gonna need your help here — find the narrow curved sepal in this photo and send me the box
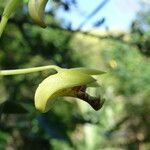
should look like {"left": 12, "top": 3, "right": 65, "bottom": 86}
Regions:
{"left": 28, "top": 0, "right": 48, "bottom": 28}
{"left": 35, "top": 70, "right": 96, "bottom": 112}
{"left": 66, "top": 68, "right": 106, "bottom": 75}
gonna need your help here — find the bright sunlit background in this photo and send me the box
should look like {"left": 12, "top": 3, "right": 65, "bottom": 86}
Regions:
{"left": 56, "top": 0, "right": 141, "bottom": 31}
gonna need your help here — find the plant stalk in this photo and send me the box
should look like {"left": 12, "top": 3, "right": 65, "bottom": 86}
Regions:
{"left": 0, "top": 65, "right": 61, "bottom": 76}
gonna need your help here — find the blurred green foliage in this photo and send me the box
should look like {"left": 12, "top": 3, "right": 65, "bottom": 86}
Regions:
{"left": 0, "top": 0, "right": 150, "bottom": 149}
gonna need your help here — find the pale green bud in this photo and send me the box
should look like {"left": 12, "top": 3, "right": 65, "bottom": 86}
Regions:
{"left": 28, "top": 0, "right": 48, "bottom": 28}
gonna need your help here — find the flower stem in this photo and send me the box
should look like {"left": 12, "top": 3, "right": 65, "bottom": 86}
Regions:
{"left": 0, "top": 65, "right": 61, "bottom": 76}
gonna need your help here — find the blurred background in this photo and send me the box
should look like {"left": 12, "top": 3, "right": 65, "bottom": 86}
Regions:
{"left": 0, "top": 0, "right": 150, "bottom": 149}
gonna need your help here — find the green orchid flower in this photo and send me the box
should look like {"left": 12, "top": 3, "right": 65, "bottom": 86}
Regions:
{"left": 35, "top": 68, "right": 105, "bottom": 112}
{"left": 0, "top": 66, "right": 105, "bottom": 113}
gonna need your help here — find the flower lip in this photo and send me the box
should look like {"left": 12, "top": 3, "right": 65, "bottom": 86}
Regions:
{"left": 71, "top": 85, "right": 105, "bottom": 111}
{"left": 75, "top": 87, "right": 105, "bottom": 111}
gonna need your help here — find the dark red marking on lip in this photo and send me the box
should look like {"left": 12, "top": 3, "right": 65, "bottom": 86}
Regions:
{"left": 72, "top": 86, "right": 105, "bottom": 111}
{"left": 72, "top": 86, "right": 86, "bottom": 93}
